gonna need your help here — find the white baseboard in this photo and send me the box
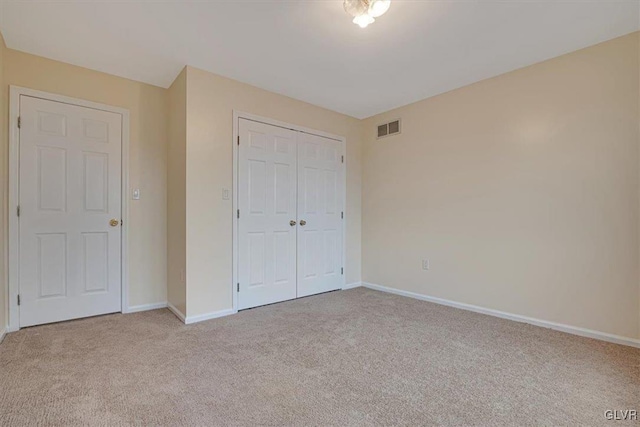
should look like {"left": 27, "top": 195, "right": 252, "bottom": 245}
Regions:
{"left": 342, "top": 282, "right": 362, "bottom": 290}
{"left": 361, "top": 282, "right": 640, "bottom": 349}
{"left": 185, "top": 309, "right": 236, "bottom": 325}
{"left": 126, "top": 302, "right": 167, "bottom": 313}
{"left": 167, "top": 302, "right": 235, "bottom": 325}
{"left": 0, "top": 302, "right": 234, "bottom": 333}
{"left": 167, "top": 302, "right": 187, "bottom": 323}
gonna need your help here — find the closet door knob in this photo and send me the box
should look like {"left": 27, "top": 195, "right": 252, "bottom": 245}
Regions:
{"left": 289, "top": 220, "right": 296, "bottom": 226}
{"left": 299, "top": 220, "right": 307, "bottom": 226}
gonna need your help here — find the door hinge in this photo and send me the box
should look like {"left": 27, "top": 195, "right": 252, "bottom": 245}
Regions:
{"left": 17, "top": 294, "right": 20, "bottom": 306}
{"left": 17, "top": 116, "right": 21, "bottom": 129}
{"left": 341, "top": 267, "right": 344, "bottom": 275}
{"left": 341, "top": 155, "right": 344, "bottom": 164}
{"left": 237, "top": 136, "right": 240, "bottom": 145}
{"left": 237, "top": 283, "right": 240, "bottom": 292}
{"left": 17, "top": 205, "right": 20, "bottom": 217}
{"left": 237, "top": 209, "right": 240, "bottom": 219}
{"left": 341, "top": 211, "right": 343, "bottom": 219}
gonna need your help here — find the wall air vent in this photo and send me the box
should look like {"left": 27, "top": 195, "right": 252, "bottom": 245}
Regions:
{"left": 377, "top": 119, "right": 401, "bottom": 139}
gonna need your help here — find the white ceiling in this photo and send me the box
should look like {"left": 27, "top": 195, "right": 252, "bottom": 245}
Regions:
{"left": 1, "top": 1, "right": 638, "bottom": 119}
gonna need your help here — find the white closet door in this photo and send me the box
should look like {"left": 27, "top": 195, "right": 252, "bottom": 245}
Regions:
{"left": 18, "top": 95, "right": 122, "bottom": 327}
{"left": 296, "top": 132, "right": 344, "bottom": 298}
{"left": 238, "top": 119, "right": 298, "bottom": 309}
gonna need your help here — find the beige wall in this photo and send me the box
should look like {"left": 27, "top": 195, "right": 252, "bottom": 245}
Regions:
{"left": 183, "top": 66, "right": 362, "bottom": 317}
{"left": 167, "top": 68, "right": 187, "bottom": 315}
{"left": 0, "top": 32, "right": 6, "bottom": 332}
{"left": 362, "top": 33, "right": 640, "bottom": 339}
{"left": 2, "top": 49, "right": 169, "bottom": 314}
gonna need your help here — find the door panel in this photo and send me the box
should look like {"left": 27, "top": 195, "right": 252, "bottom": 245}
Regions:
{"left": 238, "top": 119, "right": 297, "bottom": 309}
{"left": 296, "top": 132, "right": 344, "bottom": 298}
{"left": 19, "top": 95, "right": 122, "bottom": 327}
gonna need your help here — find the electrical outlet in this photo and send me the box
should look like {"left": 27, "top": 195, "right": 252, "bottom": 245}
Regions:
{"left": 422, "top": 259, "right": 430, "bottom": 270}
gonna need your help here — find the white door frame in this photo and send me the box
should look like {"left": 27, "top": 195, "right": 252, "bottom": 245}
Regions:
{"left": 232, "top": 111, "right": 347, "bottom": 312}
{"left": 7, "top": 86, "right": 131, "bottom": 332}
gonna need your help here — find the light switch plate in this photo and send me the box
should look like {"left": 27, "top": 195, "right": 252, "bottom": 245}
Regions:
{"left": 222, "top": 188, "right": 230, "bottom": 200}
{"left": 132, "top": 188, "right": 140, "bottom": 200}
{"left": 422, "top": 259, "right": 430, "bottom": 270}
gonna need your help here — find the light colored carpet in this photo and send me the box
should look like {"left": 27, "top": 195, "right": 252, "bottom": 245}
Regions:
{"left": 1, "top": 287, "right": 638, "bottom": 426}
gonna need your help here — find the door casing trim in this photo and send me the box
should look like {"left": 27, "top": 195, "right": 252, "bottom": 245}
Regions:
{"left": 232, "top": 111, "right": 347, "bottom": 312}
{"left": 7, "top": 86, "right": 131, "bottom": 332}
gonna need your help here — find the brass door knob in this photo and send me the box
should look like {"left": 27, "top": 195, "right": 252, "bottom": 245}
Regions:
{"left": 289, "top": 220, "right": 296, "bottom": 226}
{"left": 110, "top": 219, "right": 120, "bottom": 227}
{"left": 299, "top": 220, "right": 307, "bottom": 226}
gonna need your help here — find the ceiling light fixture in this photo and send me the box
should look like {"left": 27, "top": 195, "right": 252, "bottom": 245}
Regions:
{"left": 344, "top": 0, "right": 391, "bottom": 28}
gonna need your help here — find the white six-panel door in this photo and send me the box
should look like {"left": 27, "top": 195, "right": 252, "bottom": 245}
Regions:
{"left": 296, "top": 132, "right": 344, "bottom": 298}
{"left": 238, "top": 118, "right": 344, "bottom": 310}
{"left": 18, "top": 95, "right": 122, "bottom": 327}
{"left": 238, "top": 119, "right": 298, "bottom": 309}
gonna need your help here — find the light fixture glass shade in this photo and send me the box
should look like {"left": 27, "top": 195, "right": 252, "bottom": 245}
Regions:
{"left": 343, "top": 0, "right": 368, "bottom": 17}
{"left": 368, "top": 0, "right": 391, "bottom": 18}
{"left": 353, "top": 14, "right": 375, "bottom": 28}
